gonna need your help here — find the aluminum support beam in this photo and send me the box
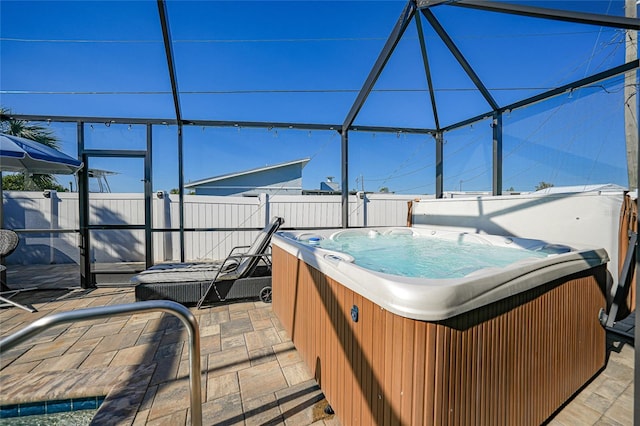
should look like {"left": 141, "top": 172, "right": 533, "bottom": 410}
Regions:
{"left": 444, "top": 60, "right": 640, "bottom": 133}
{"left": 77, "top": 123, "right": 94, "bottom": 289}
{"left": 0, "top": 114, "right": 437, "bottom": 136}
{"left": 421, "top": 8, "right": 499, "bottom": 111}
{"left": 0, "top": 114, "right": 179, "bottom": 126}
{"left": 342, "top": 0, "right": 416, "bottom": 131}
{"left": 415, "top": 12, "right": 440, "bottom": 131}
{"left": 435, "top": 131, "right": 444, "bottom": 198}
{"left": 81, "top": 149, "right": 147, "bottom": 158}
{"left": 444, "top": 0, "right": 640, "bottom": 31}
{"left": 416, "top": 0, "right": 450, "bottom": 7}
{"left": 144, "top": 124, "right": 153, "bottom": 269}
{"left": 158, "top": 0, "right": 187, "bottom": 261}
{"left": 88, "top": 225, "right": 146, "bottom": 231}
{"left": 506, "top": 60, "right": 640, "bottom": 114}
{"left": 492, "top": 112, "right": 503, "bottom": 196}
{"left": 341, "top": 130, "right": 349, "bottom": 228}
{"left": 347, "top": 125, "right": 435, "bottom": 135}
{"left": 178, "top": 125, "right": 185, "bottom": 262}
{"left": 157, "top": 0, "right": 183, "bottom": 124}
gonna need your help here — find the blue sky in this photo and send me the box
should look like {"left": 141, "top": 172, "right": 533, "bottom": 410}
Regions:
{"left": 0, "top": 1, "right": 635, "bottom": 193}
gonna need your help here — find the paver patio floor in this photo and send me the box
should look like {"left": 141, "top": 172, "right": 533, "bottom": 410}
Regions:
{"left": 0, "top": 265, "right": 634, "bottom": 425}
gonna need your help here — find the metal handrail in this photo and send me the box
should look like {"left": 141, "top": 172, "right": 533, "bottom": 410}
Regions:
{"left": 0, "top": 300, "right": 202, "bottom": 426}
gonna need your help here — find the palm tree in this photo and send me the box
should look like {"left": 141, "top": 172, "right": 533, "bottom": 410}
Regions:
{"left": 535, "top": 181, "right": 554, "bottom": 191}
{"left": 1, "top": 107, "right": 66, "bottom": 191}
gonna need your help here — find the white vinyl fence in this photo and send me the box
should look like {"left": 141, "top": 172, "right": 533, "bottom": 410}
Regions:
{"left": 2, "top": 191, "right": 418, "bottom": 265}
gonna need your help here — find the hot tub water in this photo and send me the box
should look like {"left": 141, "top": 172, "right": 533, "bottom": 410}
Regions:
{"left": 313, "top": 232, "right": 553, "bottom": 279}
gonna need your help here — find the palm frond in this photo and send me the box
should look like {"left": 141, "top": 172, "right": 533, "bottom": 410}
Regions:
{"left": 1, "top": 107, "right": 59, "bottom": 149}
{"left": 1, "top": 106, "right": 65, "bottom": 191}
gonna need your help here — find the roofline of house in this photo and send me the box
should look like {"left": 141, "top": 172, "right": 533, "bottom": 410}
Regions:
{"left": 185, "top": 157, "right": 311, "bottom": 188}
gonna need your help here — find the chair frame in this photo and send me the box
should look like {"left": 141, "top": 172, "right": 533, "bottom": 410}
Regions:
{"left": 196, "top": 217, "right": 284, "bottom": 308}
{"left": 196, "top": 245, "right": 273, "bottom": 308}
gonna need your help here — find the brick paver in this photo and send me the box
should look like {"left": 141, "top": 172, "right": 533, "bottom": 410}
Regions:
{"left": 0, "top": 274, "right": 635, "bottom": 425}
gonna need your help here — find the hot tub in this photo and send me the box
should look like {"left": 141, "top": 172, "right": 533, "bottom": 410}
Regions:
{"left": 271, "top": 227, "right": 609, "bottom": 425}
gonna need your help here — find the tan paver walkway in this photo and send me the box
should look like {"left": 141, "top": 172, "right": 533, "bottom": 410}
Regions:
{"left": 0, "top": 265, "right": 635, "bottom": 425}
{"left": 1, "top": 287, "right": 337, "bottom": 425}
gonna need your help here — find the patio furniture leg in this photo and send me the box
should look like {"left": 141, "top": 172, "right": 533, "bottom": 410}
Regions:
{"left": 0, "top": 293, "right": 37, "bottom": 313}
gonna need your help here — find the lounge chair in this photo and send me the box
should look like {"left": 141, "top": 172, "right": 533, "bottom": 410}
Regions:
{"left": 132, "top": 217, "right": 284, "bottom": 307}
{"left": 0, "top": 229, "right": 37, "bottom": 313}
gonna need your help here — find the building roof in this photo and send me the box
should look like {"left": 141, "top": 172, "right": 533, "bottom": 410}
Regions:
{"left": 185, "top": 158, "right": 310, "bottom": 188}
{"left": 320, "top": 179, "right": 340, "bottom": 192}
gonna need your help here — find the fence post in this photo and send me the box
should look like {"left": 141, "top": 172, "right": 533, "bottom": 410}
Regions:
{"left": 356, "top": 191, "right": 367, "bottom": 227}
{"left": 48, "top": 190, "right": 58, "bottom": 264}
{"left": 259, "top": 193, "right": 270, "bottom": 227}
{"left": 155, "top": 191, "right": 172, "bottom": 262}
{"left": 362, "top": 192, "right": 368, "bottom": 227}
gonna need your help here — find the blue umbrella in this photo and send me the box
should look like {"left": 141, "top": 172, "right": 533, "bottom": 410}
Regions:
{"left": 0, "top": 133, "right": 83, "bottom": 174}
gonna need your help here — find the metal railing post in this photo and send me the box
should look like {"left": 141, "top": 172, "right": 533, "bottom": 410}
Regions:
{"left": 0, "top": 300, "right": 202, "bottom": 426}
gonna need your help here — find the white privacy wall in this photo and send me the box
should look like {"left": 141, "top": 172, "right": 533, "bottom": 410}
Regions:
{"left": 3, "top": 191, "right": 418, "bottom": 264}
{"left": 4, "top": 189, "right": 626, "bottom": 285}
{"left": 411, "top": 192, "right": 626, "bottom": 285}
{"left": 3, "top": 191, "right": 80, "bottom": 265}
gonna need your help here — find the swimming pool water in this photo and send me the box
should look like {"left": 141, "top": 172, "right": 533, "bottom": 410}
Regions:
{"left": 0, "top": 409, "right": 97, "bottom": 426}
{"left": 317, "top": 233, "right": 550, "bottom": 279}
{"left": 0, "top": 396, "right": 103, "bottom": 426}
